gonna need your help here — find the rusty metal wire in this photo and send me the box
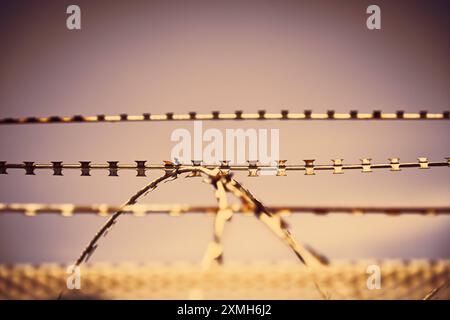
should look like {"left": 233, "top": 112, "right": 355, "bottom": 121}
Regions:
{"left": 52, "top": 166, "right": 328, "bottom": 298}
{"left": 0, "top": 110, "right": 449, "bottom": 125}
{"left": 423, "top": 280, "right": 450, "bottom": 300}
{"left": 1, "top": 203, "right": 448, "bottom": 217}
{"left": 1, "top": 158, "right": 448, "bottom": 177}
{"left": 1, "top": 261, "right": 448, "bottom": 300}
{"left": 201, "top": 179, "right": 232, "bottom": 269}
{"left": 1, "top": 109, "right": 448, "bottom": 300}
{"left": 68, "top": 167, "right": 324, "bottom": 272}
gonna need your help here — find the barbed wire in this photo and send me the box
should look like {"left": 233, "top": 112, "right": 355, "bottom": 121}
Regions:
{"left": 1, "top": 158, "right": 448, "bottom": 177}
{"left": 71, "top": 166, "right": 323, "bottom": 267}
{"left": 1, "top": 108, "right": 449, "bottom": 300}
{"left": 1, "top": 203, "right": 449, "bottom": 216}
{"left": 0, "top": 110, "right": 449, "bottom": 125}
{"left": 57, "top": 166, "right": 328, "bottom": 298}
{"left": 423, "top": 280, "right": 450, "bottom": 300}
{"left": 201, "top": 179, "right": 232, "bottom": 269}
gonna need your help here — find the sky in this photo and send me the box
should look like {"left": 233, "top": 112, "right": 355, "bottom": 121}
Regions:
{"left": 0, "top": 0, "right": 449, "bottom": 264}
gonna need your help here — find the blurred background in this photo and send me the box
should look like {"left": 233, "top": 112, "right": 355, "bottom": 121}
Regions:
{"left": 0, "top": 0, "right": 448, "bottom": 265}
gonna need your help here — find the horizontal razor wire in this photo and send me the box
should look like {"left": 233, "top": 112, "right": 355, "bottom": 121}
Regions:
{"left": 1, "top": 158, "right": 449, "bottom": 177}
{"left": 1, "top": 203, "right": 449, "bottom": 216}
{"left": 0, "top": 110, "right": 449, "bottom": 125}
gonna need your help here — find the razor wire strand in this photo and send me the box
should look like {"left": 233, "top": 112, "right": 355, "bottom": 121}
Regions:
{"left": 1, "top": 203, "right": 449, "bottom": 217}
{"left": 0, "top": 110, "right": 449, "bottom": 125}
{"left": 70, "top": 167, "right": 323, "bottom": 271}
{"left": 201, "top": 179, "right": 233, "bottom": 269}
{"left": 0, "top": 158, "right": 448, "bottom": 177}
{"left": 55, "top": 166, "right": 327, "bottom": 299}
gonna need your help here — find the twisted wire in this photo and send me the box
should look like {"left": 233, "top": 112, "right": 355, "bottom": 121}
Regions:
{"left": 67, "top": 167, "right": 324, "bottom": 285}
